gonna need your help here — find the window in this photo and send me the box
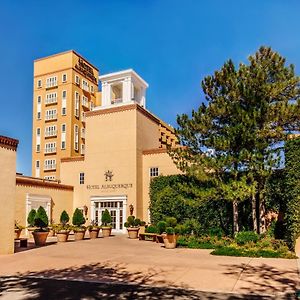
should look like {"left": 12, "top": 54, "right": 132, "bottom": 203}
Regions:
{"left": 36, "top": 128, "right": 41, "bottom": 135}
{"left": 61, "top": 141, "right": 66, "bottom": 150}
{"left": 45, "top": 176, "right": 56, "bottom": 180}
{"left": 36, "top": 144, "right": 40, "bottom": 152}
{"left": 62, "top": 124, "right": 66, "bottom": 132}
{"left": 46, "top": 76, "right": 57, "bottom": 88}
{"left": 37, "top": 112, "right": 41, "bottom": 119}
{"left": 62, "top": 90, "right": 67, "bottom": 98}
{"left": 37, "top": 79, "right": 42, "bottom": 88}
{"left": 62, "top": 73, "right": 67, "bottom": 82}
{"left": 81, "top": 143, "right": 85, "bottom": 155}
{"left": 45, "top": 92, "right": 57, "bottom": 105}
{"left": 82, "top": 79, "right": 89, "bottom": 92}
{"left": 45, "top": 125, "right": 57, "bottom": 137}
{"left": 90, "top": 85, "right": 94, "bottom": 93}
{"left": 75, "top": 75, "right": 80, "bottom": 85}
{"left": 150, "top": 167, "right": 159, "bottom": 177}
{"left": 82, "top": 95, "right": 88, "bottom": 107}
{"left": 79, "top": 172, "right": 84, "bottom": 184}
{"left": 74, "top": 125, "right": 79, "bottom": 151}
{"left": 74, "top": 92, "right": 80, "bottom": 117}
{"left": 44, "top": 159, "right": 56, "bottom": 170}
{"left": 37, "top": 96, "right": 41, "bottom": 104}
{"left": 45, "top": 142, "right": 56, "bottom": 153}
{"left": 45, "top": 109, "right": 57, "bottom": 120}
{"left": 36, "top": 160, "right": 40, "bottom": 168}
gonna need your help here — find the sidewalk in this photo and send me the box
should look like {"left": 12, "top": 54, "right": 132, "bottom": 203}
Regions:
{"left": 0, "top": 235, "right": 298, "bottom": 298}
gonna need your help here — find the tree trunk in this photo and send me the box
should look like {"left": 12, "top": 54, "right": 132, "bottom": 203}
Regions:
{"left": 259, "top": 197, "right": 266, "bottom": 234}
{"left": 252, "top": 193, "right": 258, "bottom": 233}
{"left": 233, "top": 200, "right": 239, "bottom": 235}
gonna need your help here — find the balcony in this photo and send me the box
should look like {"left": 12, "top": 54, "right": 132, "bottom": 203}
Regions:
{"left": 45, "top": 97, "right": 57, "bottom": 105}
{"left": 45, "top": 131, "right": 57, "bottom": 138}
{"left": 46, "top": 82, "right": 58, "bottom": 89}
{"left": 45, "top": 147, "right": 56, "bottom": 154}
{"left": 81, "top": 113, "right": 86, "bottom": 123}
{"left": 45, "top": 114, "right": 57, "bottom": 121}
{"left": 82, "top": 99, "right": 89, "bottom": 110}
{"left": 44, "top": 164, "right": 56, "bottom": 171}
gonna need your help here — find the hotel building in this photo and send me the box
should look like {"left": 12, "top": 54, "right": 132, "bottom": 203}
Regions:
{"left": 0, "top": 51, "right": 181, "bottom": 253}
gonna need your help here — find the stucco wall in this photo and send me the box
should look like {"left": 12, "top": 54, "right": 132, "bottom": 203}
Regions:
{"left": 0, "top": 144, "right": 17, "bottom": 254}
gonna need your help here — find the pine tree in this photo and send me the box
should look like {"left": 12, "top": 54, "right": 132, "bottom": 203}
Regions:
{"left": 34, "top": 206, "right": 49, "bottom": 230}
{"left": 27, "top": 209, "right": 36, "bottom": 227}
{"left": 72, "top": 208, "right": 85, "bottom": 227}
{"left": 60, "top": 210, "right": 70, "bottom": 225}
{"left": 171, "top": 46, "right": 300, "bottom": 234}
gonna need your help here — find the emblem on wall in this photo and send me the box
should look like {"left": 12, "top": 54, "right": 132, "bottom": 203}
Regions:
{"left": 104, "top": 170, "right": 114, "bottom": 181}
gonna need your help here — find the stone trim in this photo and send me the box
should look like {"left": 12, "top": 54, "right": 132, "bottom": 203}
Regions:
{"left": 16, "top": 176, "right": 73, "bottom": 191}
{"left": 61, "top": 156, "right": 85, "bottom": 163}
{"left": 0, "top": 136, "right": 19, "bottom": 151}
{"left": 86, "top": 104, "right": 160, "bottom": 125}
{"left": 142, "top": 148, "right": 169, "bottom": 155}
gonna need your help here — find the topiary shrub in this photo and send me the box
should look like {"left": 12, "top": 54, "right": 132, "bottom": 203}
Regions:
{"left": 27, "top": 209, "right": 36, "bottom": 227}
{"left": 235, "top": 231, "right": 259, "bottom": 245}
{"left": 165, "top": 217, "right": 177, "bottom": 228}
{"left": 146, "top": 225, "right": 158, "bottom": 233}
{"left": 157, "top": 221, "right": 167, "bottom": 234}
{"left": 72, "top": 208, "right": 85, "bottom": 227}
{"left": 60, "top": 210, "right": 70, "bottom": 225}
{"left": 166, "top": 227, "right": 175, "bottom": 235}
{"left": 134, "top": 218, "right": 141, "bottom": 227}
{"left": 34, "top": 206, "right": 49, "bottom": 230}
{"left": 101, "top": 209, "right": 112, "bottom": 226}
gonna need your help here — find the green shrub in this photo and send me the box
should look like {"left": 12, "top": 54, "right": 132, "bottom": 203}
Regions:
{"left": 145, "top": 225, "right": 158, "bottom": 233}
{"left": 165, "top": 217, "right": 177, "bottom": 228}
{"left": 27, "top": 209, "right": 36, "bottom": 227}
{"left": 125, "top": 216, "right": 135, "bottom": 227}
{"left": 140, "top": 221, "right": 146, "bottom": 226}
{"left": 209, "top": 228, "right": 223, "bottom": 238}
{"left": 34, "top": 206, "right": 49, "bottom": 230}
{"left": 166, "top": 227, "right": 175, "bottom": 234}
{"left": 133, "top": 218, "right": 141, "bottom": 227}
{"left": 72, "top": 208, "right": 85, "bottom": 227}
{"left": 101, "top": 209, "right": 112, "bottom": 226}
{"left": 235, "top": 231, "right": 259, "bottom": 245}
{"left": 157, "top": 221, "right": 167, "bottom": 234}
{"left": 60, "top": 210, "right": 69, "bottom": 225}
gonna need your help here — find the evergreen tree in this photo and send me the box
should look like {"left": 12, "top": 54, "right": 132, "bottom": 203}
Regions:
{"left": 60, "top": 210, "right": 70, "bottom": 225}
{"left": 171, "top": 46, "right": 300, "bottom": 233}
{"left": 27, "top": 209, "right": 36, "bottom": 227}
{"left": 72, "top": 208, "right": 85, "bottom": 227}
{"left": 34, "top": 206, "right": 49, "bottom": 230}
{"left": 101, "top": 209, "right": 112, "bottom": 226}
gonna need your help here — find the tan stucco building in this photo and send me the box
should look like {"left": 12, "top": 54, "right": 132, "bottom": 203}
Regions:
{"left": 0, "top": 51, "right": 181, "bottom": 252}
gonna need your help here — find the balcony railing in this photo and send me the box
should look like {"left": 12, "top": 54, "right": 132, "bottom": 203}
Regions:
{"left": 46, "top": 82, "right": 58, "bottom": 88}
{"left": 45, "top": 114, "right": 57, "bottom": 121}
{"left": 45, "top": 131, "right": 57, "bottom": 137}
{"left": 44, "top": 164, "right": 56, "bottom": 170}
{"left": 45, "top": 147, "right": 56, "bottom": 154}
{"left": 82, "top": 99, "right": 89, "bottom": 108}
{"left": 45, "top": 98, "right": 57, "bottom": 105}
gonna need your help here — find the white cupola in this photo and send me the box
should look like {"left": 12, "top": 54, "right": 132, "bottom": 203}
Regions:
{"left": 99, "top": 69, "right": 148, "bottom": 109}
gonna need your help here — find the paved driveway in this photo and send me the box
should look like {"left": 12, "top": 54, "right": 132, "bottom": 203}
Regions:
{"left": 0, "top": 234, "right": 298, "bottom": 299}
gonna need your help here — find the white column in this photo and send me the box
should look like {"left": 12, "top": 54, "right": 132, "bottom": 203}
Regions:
{"left": 140, "top": 87, "right": 146, "bottom": 108}
{"left": 90, "top": 200, "right": 96, "bottom": 222}
{"left": 102, "top": 82, "right": 111, "bottom": 106}
{"left": 122, "top": 77, "right": 132, "bottom": 103}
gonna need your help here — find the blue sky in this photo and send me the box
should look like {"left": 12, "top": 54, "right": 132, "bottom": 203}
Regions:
{"left": 1, "top": 0, "right": 300, "bottom": 175}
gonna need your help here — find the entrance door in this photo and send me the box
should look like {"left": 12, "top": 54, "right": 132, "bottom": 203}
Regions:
{"left": 91, "top": 196, "right": 126, "bottom": 233}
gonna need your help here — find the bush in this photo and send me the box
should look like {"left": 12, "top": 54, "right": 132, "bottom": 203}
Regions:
{"left": 209, "top": 228, "right": 224, "bottom": 238}
{"left": 165, "top": 217, "right": 177, "bottom": 228}
{"left": 133, "top": 218, "right": 141, "bottom": 227}
{"left": 166, "top": 227, "right": 175, "bottom": 234}
{"left": 27, "top": 209, "right": 36, "bottom": 227}
{"left": 60, "top": 210, "right": 69, "bottom": 225}
{"left": 145, "top": 225, "right": 158, "bottom": 233}
{"left": 34, "top": 206, "right": 49, "bottom": 230}
{"left": 101, "top": 209, "right": 112, "bottom": 226}
{"left": 235, "top": 231, "right": 259, "bottom": 245}
{"left": 157, "top": 221, "right": 167, "bottom": 234}
{"left": 72, "top": 208, "right": 85, "bottom": 227}
{"left": 125, "top": 216, "right": 135, "bottom": 227}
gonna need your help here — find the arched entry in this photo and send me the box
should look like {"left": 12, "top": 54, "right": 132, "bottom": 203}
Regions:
{"left": 90, "top": 195, "right": 127, "bottom": 233}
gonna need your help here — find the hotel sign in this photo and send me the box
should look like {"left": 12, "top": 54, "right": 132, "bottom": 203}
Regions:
{"left": 75, "top": 58, "right": 97, "bottom": 84}
{"left": 86, "top": 183, "right": 133, "bottom": 190}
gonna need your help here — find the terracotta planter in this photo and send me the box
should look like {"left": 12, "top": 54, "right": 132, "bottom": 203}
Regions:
{"left": 14, "top": 229, "right": 22, "bottom": 239}
{"left": 32, "top": 231, "right": 49, "bottom": 246}
{"left": 89, "top": 228, "right": 100, "bottom": 239}
{"left": 163, "top": 234, "right": 178, "bottom": 249}
{"left": 127, "top": 227, "right": 140, "bottom": 239}
{"left": 101, "top": 227, "right": 112, "bottom": 237}
{"left": 74, "top": 230, "right": 86, "bottom": 241}
{"left": 139, "top": 226, "right": 145, "bottom": 236}
{"left": 56, "top": 231, "right": 69, "bottom": 242}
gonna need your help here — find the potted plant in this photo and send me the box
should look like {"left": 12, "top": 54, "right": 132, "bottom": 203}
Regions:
{"left": 162, "top": 217, "right": 179, "bottom": 249}
{"left": 14, "top": 220, "right": 24, "bottom": 239}
{"left": 88, "top": 220, "right": 100, "bottom": 239}
{"left": 139, "top": 221, "right": 146, "bottom": 235}
{"left": 56, "top": 210, "right": 71, "bottom": 242}
{"left": 101, "top": 209, "right": 112, "bottom": 237}
{"left": 32, "top": 206, "right": 49, "bottom": 246}
{"left": 27, "top": 208, "right": 36, "bottom": 236}
{"left": 124, "top": 216, "right": 141, "bottom": 239}
{"left": 48, "top": 219, "right": 56, "bottom": 237}
{"left": 72, "top": 208, "right": 86, "bottom": 241}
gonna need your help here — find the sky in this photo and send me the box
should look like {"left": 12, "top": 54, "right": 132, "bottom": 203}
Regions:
{"left": 1, "top": 0, "right": 300, "bottom": 175}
